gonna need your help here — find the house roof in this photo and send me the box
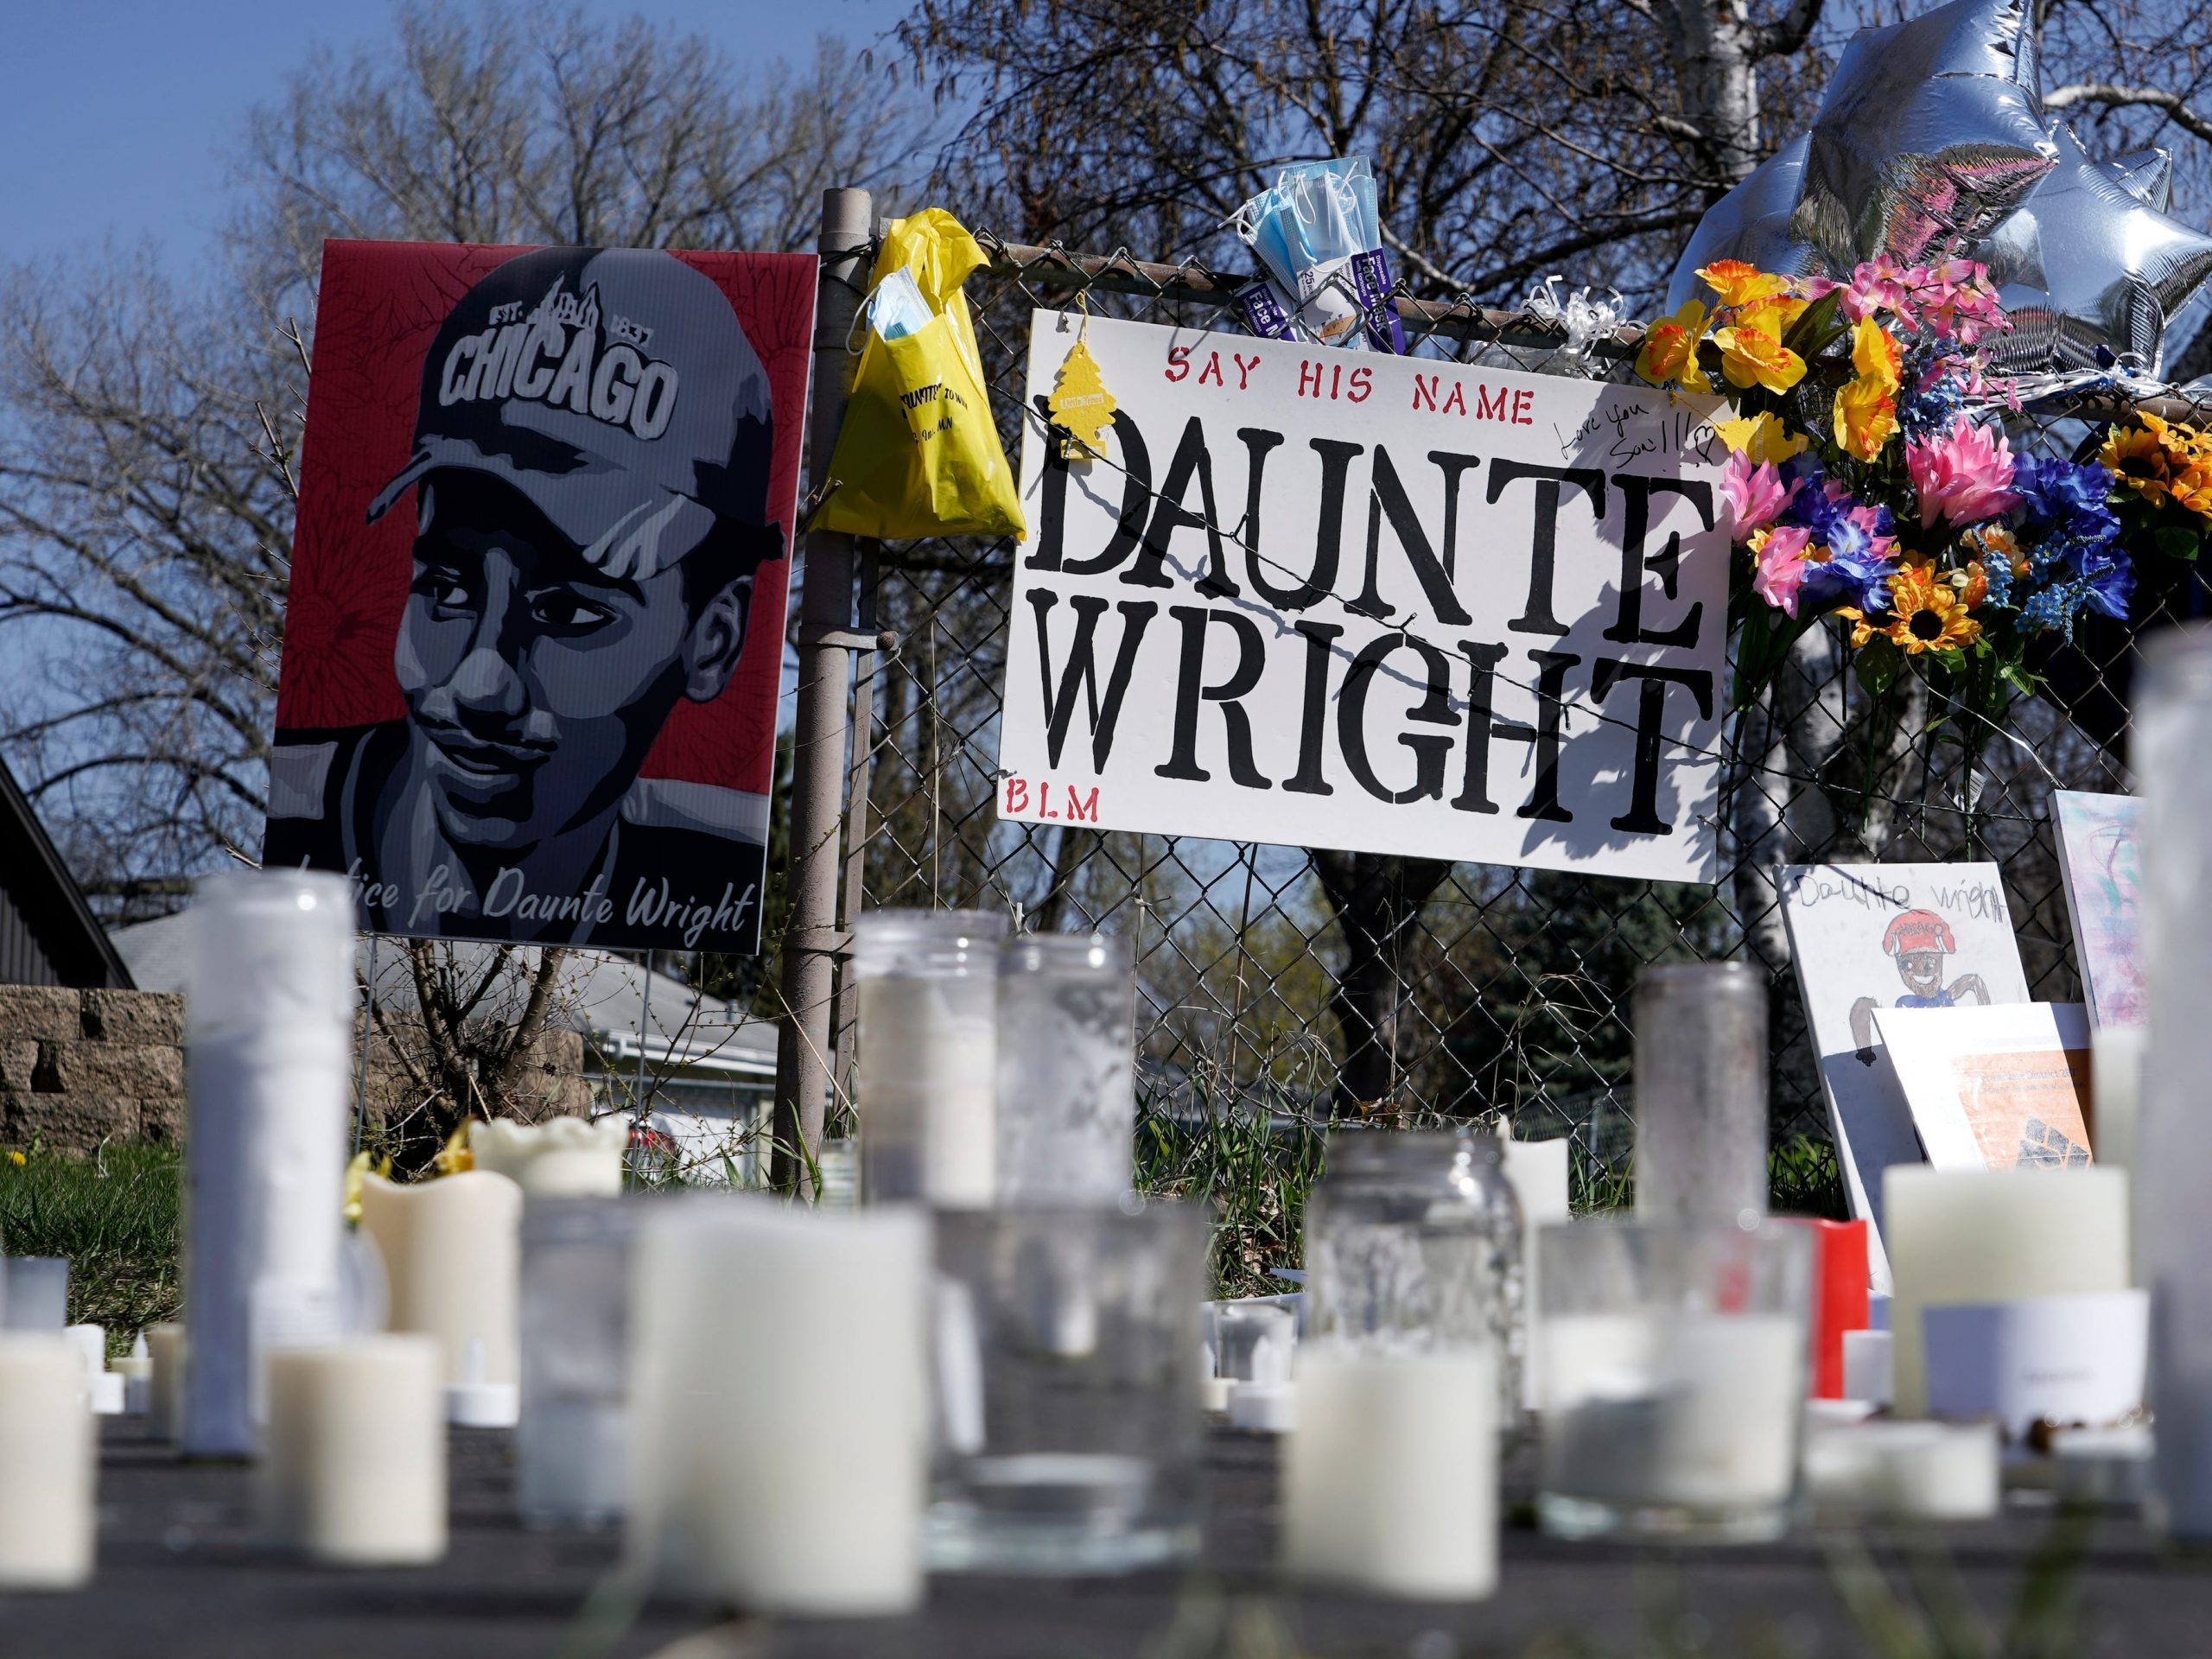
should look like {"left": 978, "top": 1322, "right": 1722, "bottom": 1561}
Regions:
{"left": 0, "top": 757, "right": 132, "bottom": 989}
{"left": 108, "top": 916, "right": 775, "bottom": 1076}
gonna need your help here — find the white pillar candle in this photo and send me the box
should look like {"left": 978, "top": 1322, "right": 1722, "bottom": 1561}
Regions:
{"left": 2138, "top": 629, "right": 2212, "bottom": 1538}
{"left": 358, "top": 1172, "right": 524, "bottom": 1426}
{"left": 855, "top": 910, "right": 1006, "bottom": 1207}
{"left": 628, "top": 1198, "right": 928, "bottom": 1615}
{"left": 1283, "top": 1344, "right": 1497, "bottom": 1600}
{"left": 1883, "top": 1166, "right": 2129, "bottom": 1416}
{"left": 471, "top": 1117, "right": 628, "bottom": 1198}
{"left": 146, "top": 1324, "right": 185, "bottom": 1440}
{"left": 2, "top": 1257, "right": 68, "bottom": 1330}
{"left": 262, "top": 1337, "right": 445, "bottom": 1565}
{"left": 115, "top": 1334, "right": 152, "bottom": 1416}
{"left": 1841, "top": 1329, "right": 1893, "bottom": 1407}
{"left": 181, "top": 869, "right": 354, "bottom": 1457}
{"left": 0, "top": 1335, "right": 96, "bottom": 1588}
{"left": 1502, "top": 1137, "right": 1570, "bottom": 1409}
{"left": 63, "top": 1325, "right": 123, "bottom": 1416}
{"left": 1541, "top": 1313, "right": 1802, "bottom": 1513}
{"left": 860, "top": 976, "right": 997, "bottom": 1204}
{"left": 1802, "top": 1419, "right": 1999, "bottom": 1520}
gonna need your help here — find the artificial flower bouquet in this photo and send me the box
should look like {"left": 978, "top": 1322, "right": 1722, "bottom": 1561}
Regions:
{"left": 1637, "top": 257, "right": 2210, "bottom": 721}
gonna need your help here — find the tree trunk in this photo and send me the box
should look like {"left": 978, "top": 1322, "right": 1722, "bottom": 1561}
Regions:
{"left": 1313, "top": 851, "right": 1452, "bottom": 1114}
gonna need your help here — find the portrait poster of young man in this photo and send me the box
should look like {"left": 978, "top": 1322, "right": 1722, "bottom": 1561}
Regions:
{"left": 263, "top": 241, "right": 813, "bottom": 953}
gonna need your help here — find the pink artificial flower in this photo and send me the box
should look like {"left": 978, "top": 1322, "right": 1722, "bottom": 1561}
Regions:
{"left": 1906, "top": 416, "right": 2020, "bottom": 528}
{"left": 1839, "top": 257, "right": 1915, "bottom": 325}
{"left": 1751, "top": 524, "right": 1813, "bottom": 617}
{"left": 1720, "top": 449, "right": 1799, "bottom": 536}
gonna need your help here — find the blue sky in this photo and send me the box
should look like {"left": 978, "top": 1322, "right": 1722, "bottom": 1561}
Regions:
{"left": 0, "top": 0, "right": 914, "bottom": 270}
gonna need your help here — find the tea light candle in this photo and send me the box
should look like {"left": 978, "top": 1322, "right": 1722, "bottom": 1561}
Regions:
{"left": 358, "top": 1171, "right": 524, "bottom": 1426}
{"left": 146, "top": 1324, "right": 185, "bottom": 1440}
{"left": 0, "top": 1334, "right": 96, "bottom": 1588}
{"left": 1503, "top": 1137, "right": 1570, "bottom": 1409}
{"left": 1802, "top": 1418, "right": 1999, "bottom": 1520}
{"left": 1883, "top": 1166, "right": 2129, "bottom": 1416}
{"left": 262, "top": 1337, "right": 445, "bottom": 1565}
{"left": 628, "top": 1199, "right": 929, "bottom": 1615}
{"left": 1283, "top": 1344, "right": 1497, "bottom": 1600}
{"left": 471, "top": 1117, "right": 628, "bottom": 1198}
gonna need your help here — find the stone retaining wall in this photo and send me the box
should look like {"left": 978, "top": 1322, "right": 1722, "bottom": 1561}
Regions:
{"left": 0, "top": 985, "right": 589, "bottom": 1151}
{"left": 0, "top": 985, "right": 186, "bottom": 1150}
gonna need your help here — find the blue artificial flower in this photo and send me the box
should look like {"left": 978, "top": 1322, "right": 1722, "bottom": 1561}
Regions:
{"left": 2012, "top": 457, "right": 2120, "bottom": 547}
{"left": 1897, "top": 341, "right": 1969, "bottom": 439}
{"left": 2072, "top": 545, "right": 2134, "bottom": 622}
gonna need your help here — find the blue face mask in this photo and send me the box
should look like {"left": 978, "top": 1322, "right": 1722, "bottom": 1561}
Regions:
{"left": 1235, "top": 156, "right": 1382, "bottom": 293}
{"left": 866, "top": 268, "right": 935, "bottom": 341}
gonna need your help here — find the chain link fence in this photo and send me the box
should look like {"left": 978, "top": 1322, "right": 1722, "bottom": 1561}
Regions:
{"left": 803, "top": 230, "right": 2209, "bottom": 1216}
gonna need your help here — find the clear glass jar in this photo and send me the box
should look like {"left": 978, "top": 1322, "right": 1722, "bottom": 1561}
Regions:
{"left": 995, "top": 931, "right": 1137, "bottom": 1204}
{"left": 1303, "top": 1128, "right": 1525, "bottom": 1427}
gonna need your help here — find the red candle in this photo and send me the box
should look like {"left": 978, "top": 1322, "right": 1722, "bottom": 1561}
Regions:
{"left": 1780, "top": 1218, "right": 1870, "bottom": 1398}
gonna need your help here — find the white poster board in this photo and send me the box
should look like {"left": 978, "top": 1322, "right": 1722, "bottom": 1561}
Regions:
{"left": 2052, "top": 791, "right": 2145, "bottom": 1029}
{"left": 1000, "top": 313, "right": 1732, "bottom": 883}
{"left": 1873, "top": 1002, "right": 2092, "bottom": 1172}
{"left": 1779, "top": 863, "right": 2031, "bottom": 1293}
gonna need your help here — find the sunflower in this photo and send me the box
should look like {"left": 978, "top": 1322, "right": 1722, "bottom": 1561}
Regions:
{"left": 1882, "top": 561, "right": 1982, "bottom": 653}
{"left": 2101, "top": 423, "right": 2177, "bottom": 505}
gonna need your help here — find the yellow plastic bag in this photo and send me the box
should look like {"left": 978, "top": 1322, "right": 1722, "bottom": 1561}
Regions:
{"left": 813, "top": 209, "right": 1027, "bottom": 539}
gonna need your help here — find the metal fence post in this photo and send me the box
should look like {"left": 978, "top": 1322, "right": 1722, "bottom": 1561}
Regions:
{"left": 772, "top": 186, "right": 873, "bottom": 1198}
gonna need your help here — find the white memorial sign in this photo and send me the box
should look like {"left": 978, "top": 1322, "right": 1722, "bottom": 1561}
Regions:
{"left": 1000, "top": 313, "right": 1732, "bottom": 883}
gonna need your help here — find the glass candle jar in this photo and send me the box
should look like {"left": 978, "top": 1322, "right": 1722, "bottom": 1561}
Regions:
{"left": 995, "top": 932, "right": 1138, "bottom": 1204}
{"left": 2139, "top": 626, "right": 2212, "bottom": 1538}
{"left": 518, "top": 1198, "right": 641, "bottom": 1529}
{"left": 854, "top": 909, "right": 1008, "bottom": 1206}
{"left": 926, "top": 1202, "right": 1206, "bottom": 1574}
{"left": 1302, "top": 1128, "right": 1525, "bottom": 1427}
{"left": 1632, "top": 962, "right": 1769, "bottom": 1226}
{"left": 1535, "top": 1217, "right": 1811, "bottom": 1542}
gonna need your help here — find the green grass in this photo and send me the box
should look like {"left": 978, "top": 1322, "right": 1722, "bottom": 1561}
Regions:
{"left": 0, "top": 1144, "right": 181, "bottom": 1354}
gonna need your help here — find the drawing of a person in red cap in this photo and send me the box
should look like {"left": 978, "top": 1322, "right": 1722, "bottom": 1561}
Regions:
{"left": 1847, "top": 908, "right": 1989, "bottom": 1065}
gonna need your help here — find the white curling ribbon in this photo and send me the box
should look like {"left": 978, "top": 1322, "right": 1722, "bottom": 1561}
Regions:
{"left": 1525, "top": 276, "right": 1625, "bottom": 362}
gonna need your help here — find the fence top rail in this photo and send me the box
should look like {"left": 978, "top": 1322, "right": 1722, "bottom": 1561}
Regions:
{"left": 974, "top": 233, "right": 1649, "bottom": 357}
{"left": 971, "top": 232, "right": 2212, "bottom": 426}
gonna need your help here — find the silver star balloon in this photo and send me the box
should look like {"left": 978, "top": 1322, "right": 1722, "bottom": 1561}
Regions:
{"left": 1976, "top": 124, "right": 2212, "bottom": 372}
{"left": 1790, "top": 0, "right": 2054, "bottom": 268}
{"left": 1662, "top": 0, "right": 2212, "bottom": 372}
{"left": 1662, "top": 135, "right": 1815, "bottom": 313}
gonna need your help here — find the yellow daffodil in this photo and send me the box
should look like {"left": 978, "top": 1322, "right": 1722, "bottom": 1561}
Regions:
{"left": 1713, "top": 410, "right": 1809, "bottom": 466}
{"left": 1883, "top": 562, "right": 1981, "bottom": 653}
{"left": 1737, "top": 292, "right": 1812, "bottom": 339}
{"left": 1851, "top": 316, "right": 1903, "bottom": 389}
{"left": 1713, "top": 309, "right": 1807, "bottom": 394}
{"left": 1696, "top": 259, "right": 1793, "bottom": 309}
{"left": 4, "top": 1149, "right": 22, "bottom": 1167}
{"left": 432, "top": 1120, "right": 475, "bottom": 1177}
{"left": 1834, "top": 376, "right": 1898, "bottom": 460}
{"left": 341, "top": 1148, "right": 392, "bottom": 1223}
{"left": 1635, "top": 298, "right": 1712, "bottom": 392}
{"left": 1831, "top": 316, "right": 1902, "bottom": 459}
